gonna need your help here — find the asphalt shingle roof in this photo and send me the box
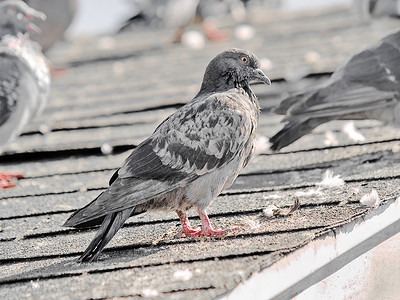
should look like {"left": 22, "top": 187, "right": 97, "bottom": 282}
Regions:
{"left": 0, "top": 4, "right": 399, "bottom": 299}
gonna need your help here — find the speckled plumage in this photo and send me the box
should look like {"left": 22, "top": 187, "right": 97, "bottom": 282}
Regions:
{"left": 270, "top": 28, "right": 400, "bottom": 151}
{"left": 64, "top": 48, "right": 271, "bottom": 262}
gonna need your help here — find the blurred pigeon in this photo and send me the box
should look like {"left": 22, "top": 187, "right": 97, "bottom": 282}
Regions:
{"left": 0, "top": 0, "right": 50, "bottom": 188}
{"left": 23, "top": 0, "right": 77, "bottom": 53}
{"left": 354, "top": 0, "right": 400, "bottom": 20}
{"left": 270, "top": 29, "right": 400, "bottom": 151}
{"left": 120, "top": 0, "right": 242, "bottom": 42}
{"left": 64, "top": 48, "right": 271, "bottom": 262}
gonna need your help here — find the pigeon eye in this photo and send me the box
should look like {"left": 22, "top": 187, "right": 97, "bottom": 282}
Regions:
{"left": 241, "top": 56, "right": 248, "bottom": 63}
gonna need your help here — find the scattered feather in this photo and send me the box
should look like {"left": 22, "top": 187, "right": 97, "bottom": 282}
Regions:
{"left": 324, "top": 130, "right": 339, "bottom": 146}
{"left": 296, "top": 188, "right": 323, "bottom": 198}
{"left": 360, "top": 189, "right": 380, "bottom": 208}
{"left": 262, "top": 205, "right": 280, "bottom": 218}
{"left": 101, "top": 143, "right": 114, "bottom": 155}
{"left": 316, "top": 170, "right": 344, "bottom": 189}
{"left": 142, "top": 288, "right": 159, "bottom": 297}
{"left": 263, "top": 194, "right": 281, "bottom": 200}
{"left": 343, "top": 121, "right": 366, "bottom": 142}
{"left": 254, "top": 136, "right": 270, "bottom": 154}
{"left": 262, "top": 196, "right": 300, "bottom": 218}
{"left": 304, "top": 50, "right": 321, "bottom": 64}
{"left": 181, "top": 30, "right": 205, "bottom": 49}
{"left": 260, "top": 57, "right": 273, "bottom": 71}
{"left": 235, "top": 24, "right": 255, "bottom": 40}
{"left": 173, "top": 269, "right": 193, "bottom": 281}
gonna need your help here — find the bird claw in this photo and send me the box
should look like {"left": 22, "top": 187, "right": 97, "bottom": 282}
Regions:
{"left": 0, "top": 172, "right": 23, "bottom": 188}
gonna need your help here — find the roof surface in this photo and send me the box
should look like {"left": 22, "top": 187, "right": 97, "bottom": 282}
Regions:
{"left": 1, "top": 4, "right": 400, "bottom": 299}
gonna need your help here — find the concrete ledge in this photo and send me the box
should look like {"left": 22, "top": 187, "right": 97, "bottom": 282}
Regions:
{"left": 221, "top": 196, "right": 400, "bottom": 300}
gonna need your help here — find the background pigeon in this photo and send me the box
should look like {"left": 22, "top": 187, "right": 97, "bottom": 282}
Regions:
{"left": 269, "top": 28, "right": 400, "bottom": 151}
{"left": 0, "top": 0, "right": 50, "bottom": 188}
{"left": 64, "top": 48, "right": 271, "bottom": 262}
{"left": 23, "top": 0, "right": 77, "bottom": 53}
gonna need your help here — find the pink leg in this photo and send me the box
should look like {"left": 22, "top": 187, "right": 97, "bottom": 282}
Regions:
{"left": 192, "top": 207, "right": 227, "bottom": 237}
{"left": 0, "top": 172, "right": 23, "bottom": 189}
{"left": 176, "top": 210, "right": 200, "bottom": 237}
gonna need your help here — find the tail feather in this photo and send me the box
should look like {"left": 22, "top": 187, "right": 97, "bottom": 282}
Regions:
{"left": 269, "top": 117, "right": 334, "bottom": 151}
{"left": 78, "top": 207, "right": 134, "bottom": 263}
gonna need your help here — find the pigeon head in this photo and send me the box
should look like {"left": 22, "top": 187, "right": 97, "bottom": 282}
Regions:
{"left": 199, "top": 48, "right": 271, "bottom": 95}
{"left": 0, "top": 0, "right": 46, "bottom": 36}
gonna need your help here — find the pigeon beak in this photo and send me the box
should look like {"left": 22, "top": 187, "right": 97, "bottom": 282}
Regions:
{"left": 251, "top": 68, "right": 271, "bottom": 85}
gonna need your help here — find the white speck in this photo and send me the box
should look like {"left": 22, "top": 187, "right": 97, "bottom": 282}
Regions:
{"left": 316, "top": 170, "right": 345, "bottom": 189}
{"left": 101, "top": 143, "right": 113, "bottom": 155}
{"left": 263, "top": 194, "right": 281, "bottom": 200}
{"left": 97, "top": 36, "right": 115, "bottom": 50}
{"left": 243, "top": 218, "right": 262, "bottom": 229}
{"left": 79, "top": 186, "right": 88, "bottom": 193}
{"left": 254, "top": 136, "right": 270, "bottom": 154}
{"left": 142, "top": 288, "right": 159, "bottom": 297}
{"left": 234, "top": 24, "right": 255, "bottom": 40}
{"left": 173, "top": 269, "right": 193, "bottom": 281}
{"left": 304, "top": 50, "right": 321, "bottom": 64}
{"left": 343, "top": 121, "right": 365, "bottom": 142}
{"left": 112, "top": 62, "right": 125, "bottom": 76}
{"left": 260, "top": 58, "right": 273, "bottom": 71}
{"left": 38, "top": 124, "right": 51, "bottom": 135}
{"left": 262, "top": 205, "right": 280, "bottom": 218}
{"left": 295, "top": 188, "right": 323, "bottom": 198}
{"left": 31, "top": 281, "right": 40, "bottom": 289}
{"left": 181, "top": 31, "right": 205, "bottom": 49}
{"left": 388, "top": 75, "right": 396, "bottom": 82}
{"left": 360, "top": 189, "right": 380, "bottom": 208}
{"left": 324, "top": 130, "right": 338, "bottom": 146}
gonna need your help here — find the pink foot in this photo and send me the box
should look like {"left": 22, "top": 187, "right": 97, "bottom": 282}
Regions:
{"left": 176, "top": 210, "right": 200, "bottom": 238}
{"left": 192, "top": 207, "right": 235, "bottom": 237}
{"left": 0, "top": 172, "right": 23, "bottom": 188}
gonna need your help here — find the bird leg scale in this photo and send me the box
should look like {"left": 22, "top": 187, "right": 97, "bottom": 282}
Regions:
{"left": 176, "top": 210, "right": 200, "bottom": 237}
{"left": 192, "top": 207, "right": 228, "bottom": 237}
{"left": 0, "top": 172, "right": 23, "bottom": 188}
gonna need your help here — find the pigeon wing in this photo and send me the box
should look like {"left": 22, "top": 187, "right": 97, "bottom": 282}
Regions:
{"left": 287, "top": 31, "right": 400, "bottom": 119}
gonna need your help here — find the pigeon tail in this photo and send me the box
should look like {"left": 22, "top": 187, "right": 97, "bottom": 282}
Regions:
{"left": 78, "top": 207, "right": 135, "bottom": 263}
{"left": 269, "top": 117, "right": 334, "bottom": 151}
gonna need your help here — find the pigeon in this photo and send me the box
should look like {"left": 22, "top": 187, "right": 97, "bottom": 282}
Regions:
{"left": 353, "top": 0, "right": 400, "bottom": 20}
{"left": 269, "top": 29, "right": 400, "bottom": 151}
{"left": 23, "top": 0, "right": 77, "bottom": 53}
{"left": 0, "top": 0, "right": 50, "bottom": 188}
{"left": 64, "top": 48, "right": 271, "bottom": 262}
{"left": 119, "top": 0, "right": 240, "bottom": 42}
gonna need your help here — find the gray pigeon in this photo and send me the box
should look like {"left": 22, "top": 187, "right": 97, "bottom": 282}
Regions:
{"left": 0, "top": 0, "right": 50, "bottom": 188}
{"left": 23, "top": 0, "right": 77, "bottom": 53}
{"left": 64, "top": 48, "right": 271, "bottom": 262}
{"left": 270, "top": 29, "right": 400, "bottom": 151}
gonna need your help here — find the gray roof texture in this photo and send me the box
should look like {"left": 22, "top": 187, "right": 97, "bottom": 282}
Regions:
{"left": 1, "top": 4, "right": 400, "bottom": 299}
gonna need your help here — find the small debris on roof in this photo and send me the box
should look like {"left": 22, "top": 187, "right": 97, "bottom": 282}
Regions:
{"left": 142, "top": 288, "right": 159, "bottom": 297}
{"left": 181, "top": 30, "right": 205, "bottom": 49}
{"left": 316, "top": 169, "right": 345, "bottom": 189}
{"left": 324, "top": 130, "right": 339, "bottom": 146}
{"left": 360, "top": 189, "right": 381, "bottom": 208}
{"left": 343, "top": 121, "right": 366, "bottom": 142}
{"left": 254, "top": 135, "right": 270, "bottom": 154}
{"left": 262, "top": 204, "right": 280, "bottom": 218}
{"left": 262, "top": 195, "right": 300, "bottom": 218}
{"left": 173, "top": 269, "right": 193, "bottom": 281}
